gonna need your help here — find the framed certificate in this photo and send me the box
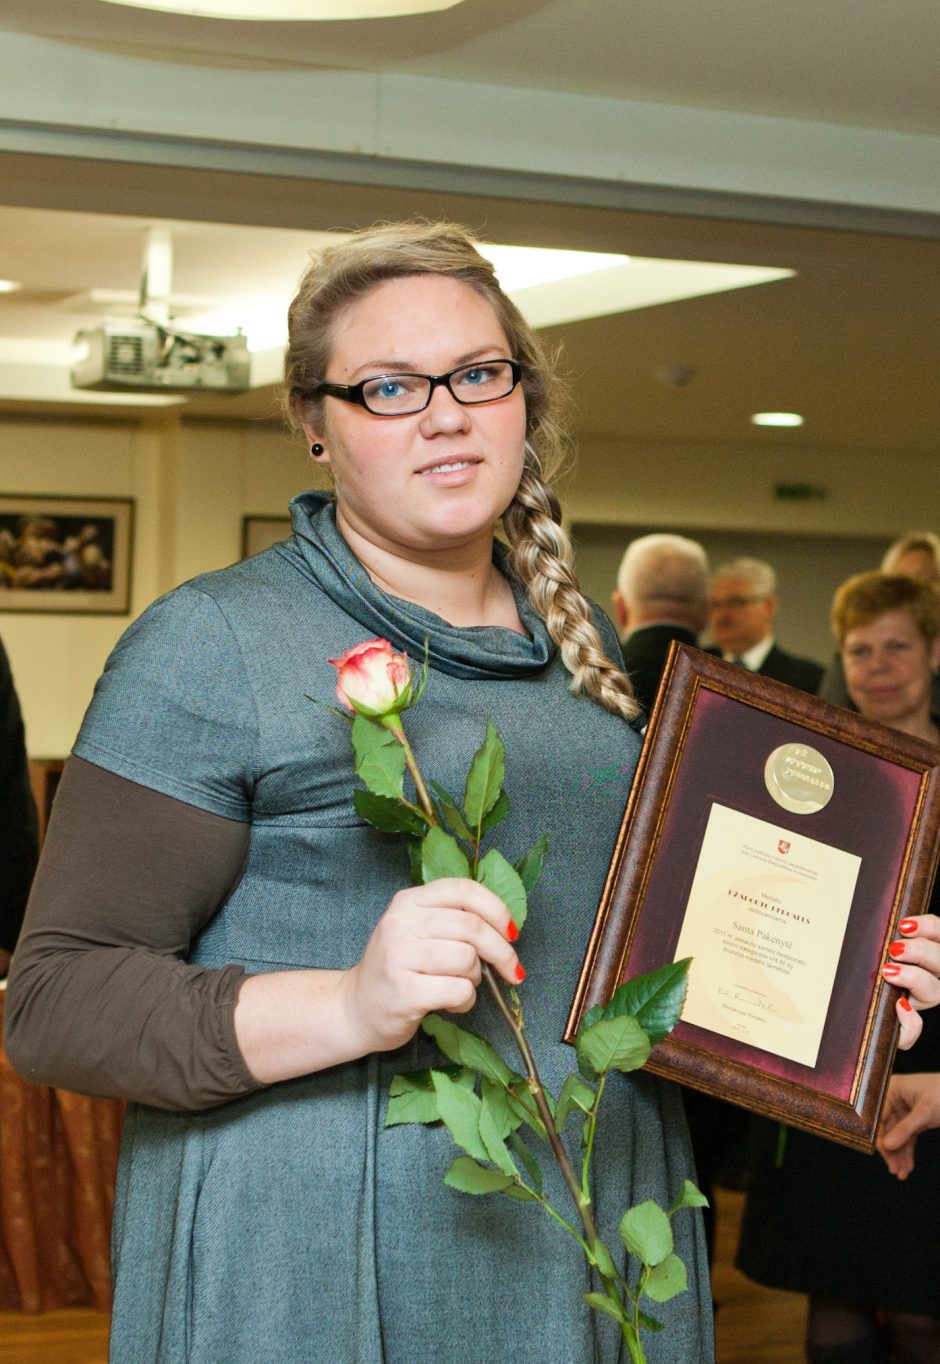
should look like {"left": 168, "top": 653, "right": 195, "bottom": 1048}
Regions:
{"left": 566, "top": 644, "right": 940, "bottom": 1151}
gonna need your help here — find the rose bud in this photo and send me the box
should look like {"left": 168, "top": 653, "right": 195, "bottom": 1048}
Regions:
{"left": 328, "top": 638, "right": 414, "bottom": 718}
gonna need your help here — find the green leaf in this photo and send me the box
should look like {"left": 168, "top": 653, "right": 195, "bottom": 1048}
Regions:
{"left": 669, "top": 1179, "right": 709, "bottom": 1213}
{"left": 476, "top": 848, "right": 528, "bottom": 930}
{"left": 506, "top": 1085, "right": 546, "bottom": 1140}
{"left": 351, "top": 714, "right": 405, "bottom": 799}
{"left": 582, "top": 1292, "right": 629, "bottom": 1326}
{"left": 619, "top": 1201, "right": 674, "bottom": 1268}
{"left": 508, "top": 1132, "right": 543, "bottom": 1194}
{"left": 463, "top": 721, "right": 505, "bottom": 829}
{"left": 421, "top": 1014, "right": 515, "bottom": 1087}
{"left": 588, "top": 1237, "right": 617, "bottom": 1280}
{"left": 501, "top": 1183, "right": 538, "bottom": 1202}
{"left": 404, "top": 834, "right": 423, "bottom": 886}
{"left": 555, "top": 1073, "right": 596, "bottom": 1130}
{"left": 421, "top": 825, "right": 471, "bottom": 882}
{"left": 385, "top": 1072, "right": 440, "bottom": 1126}
{"left": 636, "top": 1309, "right": 664, "bottom": 1333}
{"left": 479, "top": 1091, "right": 516, "bottom": 1176}
{"left": 480, "top": 1077, "right": 523, "bottom": 1139}
{"left": 601, "top": 959, "right": 692, "bottom": 1046}
{"left": 576, "top": 1015, "right": 651, "bottom": 1079}
{"left": 385, "top": 1065, "right": 474, "bottom": 1127}
{"left": 643, "top": 1253, "right": 688, "bottom": 1304}
{"left": 431, "top": 1070, "right": 488, "bottom": 1161}
{"left": 353, "top": 789, "right": 426, "bottom": 835}
{"left": 480, "top": 789, "right": 511, "bottom": 834}
{"left": 428, "top": 780, "right": 474, "bottom": 844}
{"left": 515, "top": 832, "right": 549, "bottom": 893}
{"left": 444, "top": 1156, "right": 513, "bottom": 1196}
{"left": 579, "top": 1001, "right": 605, "bottom": 1031}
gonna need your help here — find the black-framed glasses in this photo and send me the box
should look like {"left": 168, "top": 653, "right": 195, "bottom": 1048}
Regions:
{"left": 311, "top": 359, "right": 522, "bottom": 416}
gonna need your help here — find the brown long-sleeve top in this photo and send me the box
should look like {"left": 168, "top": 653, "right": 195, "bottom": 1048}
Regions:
{"left": 4, "top": 756, "right": 263, "bottom": 1110}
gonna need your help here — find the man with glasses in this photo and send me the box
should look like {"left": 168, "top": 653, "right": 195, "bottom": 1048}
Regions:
{"left": 707, "top": 556, "right": 823, "bottom": 693}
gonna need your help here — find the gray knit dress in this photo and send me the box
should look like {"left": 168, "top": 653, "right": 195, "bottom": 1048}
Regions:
{"left": 73, "top": 492, "right": 713, "bottom": 1364}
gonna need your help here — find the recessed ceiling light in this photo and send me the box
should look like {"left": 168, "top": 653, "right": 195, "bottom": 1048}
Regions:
{"left": 100, "top": 0, "right": 465, "bottom": 17}
{"left": 751, "top": 411, "right": 804, "bottom": 428}
{"left": 0, "top": 279, "right": 22, "bottom": 294}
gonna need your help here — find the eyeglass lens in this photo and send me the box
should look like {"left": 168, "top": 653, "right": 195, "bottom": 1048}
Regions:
{"left": 361, "top": 360, "right": 516, "bottom": 414}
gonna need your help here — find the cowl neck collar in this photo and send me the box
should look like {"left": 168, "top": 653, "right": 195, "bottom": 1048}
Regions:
{"left": 278, "top": 491, "right": 555, "bottom": 681}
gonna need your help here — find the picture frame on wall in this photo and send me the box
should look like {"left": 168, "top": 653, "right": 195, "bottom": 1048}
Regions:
{"left": 0, "top": 494, "right": 134, "bottom": 615}
{"left": 566, "top": 644, "right": 940, "bottom": 1152}
{"left": 241, "top": 515, "right": 292, "bottom": 559}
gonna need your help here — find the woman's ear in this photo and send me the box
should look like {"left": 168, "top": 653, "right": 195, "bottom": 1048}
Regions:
{"left": 930, "top": 634, "right": 940, "bottom": 674}
{"left": 300, "top": 421, "right": 329, "bottom": 462}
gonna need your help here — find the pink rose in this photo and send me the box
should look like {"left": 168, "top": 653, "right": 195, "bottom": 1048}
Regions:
{"left": 329, "top": 638, "right": 414, "bottom": 718}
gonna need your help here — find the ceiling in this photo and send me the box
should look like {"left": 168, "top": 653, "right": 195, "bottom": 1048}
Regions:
{"left": 0, "top": 0, "right": 939, "bottom": 458}
{"left": 4, "top": 0, "right": 940, "bottom": 133}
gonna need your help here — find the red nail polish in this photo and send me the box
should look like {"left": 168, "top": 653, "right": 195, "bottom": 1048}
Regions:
{"left": 899, "top": 919, "right": 918, "bottom": 936}
{"left": 506, "top": 920, "right": 519, "bottom": 943}
{"left": 888, "top": 941, "right": 906, "bottom": 958}
{"left": 899, "top": 996, "right": 913, "bottom": 1012}
{"left": 882, "top": 963, "right": 902, "bottom": 977}
{"left": 515, "top": 963, "right": 526, "bottom": 983}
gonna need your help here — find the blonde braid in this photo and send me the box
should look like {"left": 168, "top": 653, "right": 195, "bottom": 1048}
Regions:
{"left": 503, "top": 456, "right": 641, "bottom": 722}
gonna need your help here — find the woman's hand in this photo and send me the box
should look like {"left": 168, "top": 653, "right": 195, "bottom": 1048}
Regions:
{"left": 235, "top": 879, "right": 522, "bottom": 1086}
{"left": 881, "top": 914, "right": 940, "bottom": 1049}
{"left": 877, "top": 1072, "right": 940, "bottom": 1179}
{"left": 338, "top": 879, "right": 523, "bottom": 1056}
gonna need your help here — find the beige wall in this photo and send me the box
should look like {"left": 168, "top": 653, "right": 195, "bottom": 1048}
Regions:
{"left": 1, "top": 412, "right": 929, "bottom": 757}
{"left": 0, "top": 414, "right": 314, "bottom": 757}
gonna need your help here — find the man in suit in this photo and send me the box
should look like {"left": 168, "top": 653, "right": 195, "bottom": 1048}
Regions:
{"left": 612, "top": 533, "right": 710, "bottom": 718}
{"left": 707, "top": 556, "right": 824, "bottom": 693}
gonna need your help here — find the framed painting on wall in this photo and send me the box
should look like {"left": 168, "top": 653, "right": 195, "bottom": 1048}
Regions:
{"left": 241, "top": 515, "right": 292, "bottom": 559}
{"left": 0, "top": 494, "right": 134, "bottom": 615}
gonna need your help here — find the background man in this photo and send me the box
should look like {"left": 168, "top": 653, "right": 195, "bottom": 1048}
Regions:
{"left": 612, "top": 532, "right": 710, "bottom": 717}
{"left": 707, "top": 556, "right": 823, "bottom": 693}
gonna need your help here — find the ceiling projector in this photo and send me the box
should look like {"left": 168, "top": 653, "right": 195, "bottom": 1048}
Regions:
{"left": 70, "top": 319, "right": 252, "bottom": 394}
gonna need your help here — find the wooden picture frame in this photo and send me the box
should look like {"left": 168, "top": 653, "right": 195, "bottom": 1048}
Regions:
{"left": 0, "top": 494, "right": 134, "bottom": 615}
{"left": 241, "top": 515, "right": 291, "bottom": 560}
{"left": 567, "top": 644, "right": 940, "bottom": 1151}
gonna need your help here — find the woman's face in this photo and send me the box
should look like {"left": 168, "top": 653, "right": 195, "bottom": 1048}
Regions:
{"left": 842, "top": 607, "right": 940, "bottom": 730}
{"left": 302, "top": 275, "right": 527, "bottom": 559}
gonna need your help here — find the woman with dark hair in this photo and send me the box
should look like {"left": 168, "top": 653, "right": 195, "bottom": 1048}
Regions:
{"left": 6, "top": 222, "right": 710, "bottom": 1363}
{"left": 737, "top": 572, "right": 940, "bottom": 1364}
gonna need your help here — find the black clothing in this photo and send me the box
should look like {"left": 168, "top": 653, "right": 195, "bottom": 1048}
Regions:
{"left": 757, "top": 642, "right": 824, "bottom": 693}
{"left": 0, "top": 638, "right": 38, "bottom": 955}
{"left": 708, "top": 641, "right": 824, "bottom": 694}
{"left": 621, "top": 623, "right": 699, "bottom": 718}
{"left": 736, "top": 881, "right": 940, "bottom": 1316}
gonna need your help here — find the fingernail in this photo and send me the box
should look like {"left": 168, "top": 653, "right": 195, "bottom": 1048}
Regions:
{"left": 899, "top": 996, "right": 913, "bottom": 1012}
{"left": 515, "top": 963, "right": 526, "bottom": 983}
{"left": 888, "top": 941, "right": 906, "bottom": 958}
{"left": 882, "top": 963, "right": 902, "bottom": 978}
{"left": 899, "top": 919, "right": 918, "bottom": 936}
{"left": 506, "top": 920, "right": 519, "bottom": 943}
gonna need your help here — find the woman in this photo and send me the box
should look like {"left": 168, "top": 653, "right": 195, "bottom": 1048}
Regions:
{"left": 817, "top": 531, "right": 940, "bottom": 710}
{"left": 5, "top": 222, "right": 712, "bottom": 1363}
{"left": 737, "top": 571, "right": 940, "bottom": 1364}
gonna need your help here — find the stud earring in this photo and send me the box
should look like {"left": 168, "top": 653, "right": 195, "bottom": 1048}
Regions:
{"left": 310, "top": 443, "right": 324, "bottom": 457}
